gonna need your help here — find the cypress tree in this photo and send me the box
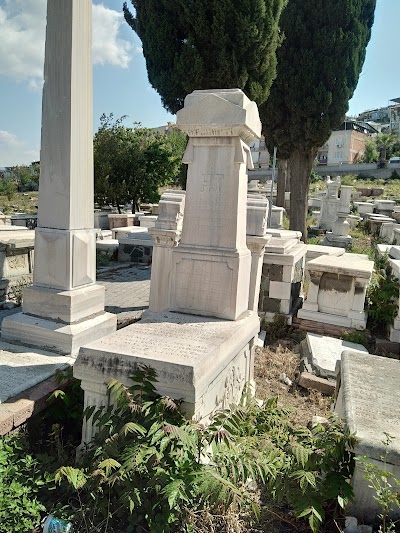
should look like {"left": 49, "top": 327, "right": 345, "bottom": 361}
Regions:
{"left": 123, "top": 0, "right": 288, "bottom": 114}
{"left": 260, "top": 0, "right": 376, "bottom": 238}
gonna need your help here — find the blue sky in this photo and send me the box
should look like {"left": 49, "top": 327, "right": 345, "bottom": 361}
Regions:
{"left": 0, "top": 0, "right": 398, "bottom": 166}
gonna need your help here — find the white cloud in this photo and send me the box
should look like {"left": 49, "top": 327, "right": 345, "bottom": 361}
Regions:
{"left": 0, "top": 0, "right": 134, "bottom": 88}
{"left": 0, "top": 130, "right": 39, "bottom": 167}
{"left": 93, "top": 4, "right": 133, "bottom": 68}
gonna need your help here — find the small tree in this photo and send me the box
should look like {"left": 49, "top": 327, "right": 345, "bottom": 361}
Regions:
{"left": 94, "top": 115, "right": 186, "bottom": 212}
{"left": 260, "top": 0, "right": 376, "bottom": 238}
{"left": 375, "top": 132, "right": 397, "bottom": 167}
{"left": 363, "top": 138, "right": 379, "bottom": 163}
{"left": 123, "top": 0, "right": 288, "bottom": 114}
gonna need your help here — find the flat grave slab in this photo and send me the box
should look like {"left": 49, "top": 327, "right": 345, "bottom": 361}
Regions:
{"left": 0, "top": 340, "right": 74, "bottom": 403}
{"left": 335, "top": 351, "right": 400, "bottom": 521}
{"left": 75, "top": 310, "right": 259, "bottom": 413}
{"left": 303, "top": 333, "right": 368, "bottom": 378}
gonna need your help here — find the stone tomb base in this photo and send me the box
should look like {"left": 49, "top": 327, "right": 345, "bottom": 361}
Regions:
{"left": 335, "top": 351, "right": 400, "bottom": 523}
{"left": 74, "top": 310, "right": 260, "bottom": 444}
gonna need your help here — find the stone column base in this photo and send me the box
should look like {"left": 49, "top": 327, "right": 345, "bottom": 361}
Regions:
{"left": 22, "top": 284, "right": 107, "bottom": 323}
{"left": 1, "top": 311, "right": 116, "bottom": 356}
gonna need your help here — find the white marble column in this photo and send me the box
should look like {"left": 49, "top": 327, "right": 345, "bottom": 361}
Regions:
{"left": 339, "top": 186, "right": 353, "bottom": 214}
{"left": 1, "top": 0, "right": 116, "bottom": 355}
{"left": 246, "top": 194, "right": 271, "bottom": 311}
{"left": 302, "top": 271, "right": 323, "bottom": 312}
{"left": 148, "top": 190, "right": 185, "bottom": 312}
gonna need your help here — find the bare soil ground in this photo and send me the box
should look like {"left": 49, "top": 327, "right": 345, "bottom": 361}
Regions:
{"left": 254, "top": 337, "right": 331, "bottom": 427}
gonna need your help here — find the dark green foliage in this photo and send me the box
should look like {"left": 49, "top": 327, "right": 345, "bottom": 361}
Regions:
{"left": 55, "top": 366, "right": 355, "bottom": 532}
{"left": 94, "top": 114, "right": 186, "bottom": 210}
{"left": 263, "top": 313, "right": 289, "bottom": 341}
{"left": 390, "top": 169, "right": 400, "bottom": 181}
{"left": 367, "top": 254, "right": 400, "bottom": 336}
{"left": 46, "top": 367, "right": 84, "bottom": 428}
{"left": 341, "top": 329, "right": 370, "bottom": 350}
{"left": 0, "top": 433, "right": 46, "bottom": 532}
{"left": 123, "top": 0, "right": 288, "bottom": 114}
{"left": 261, "top": 0, "right": 376, "bottom": 155}
{"left": 259, "top": 0, "right": 376, "bottom": 236}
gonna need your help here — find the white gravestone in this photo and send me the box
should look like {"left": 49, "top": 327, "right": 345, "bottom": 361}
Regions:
{"left": 170, "top": 89, "right": 260, "bottom": 320}
{"left": 74, "top": 89, "right": 261, "bottom": 444}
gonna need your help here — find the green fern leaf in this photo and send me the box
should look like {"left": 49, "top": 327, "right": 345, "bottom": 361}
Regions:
{"left": 55, "top": 466, "right": 88, "bottom": 490}
{"left": 119, "top": 422, "right": 146, "bottom": 437}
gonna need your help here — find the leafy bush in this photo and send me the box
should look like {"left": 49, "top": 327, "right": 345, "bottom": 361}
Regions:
{"left": 341, "top": 174, "right": 357, "bottom": 186}
{"left": 357, "top": 433, "right": 400, "bottom": 532}
{"left": 55, "top": 366, "right": 355, "bottom": 532}
{"left": 0, "top": 433, "right": 46, "bottom": 533}
{"left": 341, "top": 329, "right": 370, "bottom": 349}
{"left": 367, "top": 254, "right": 400, "bottom": 336}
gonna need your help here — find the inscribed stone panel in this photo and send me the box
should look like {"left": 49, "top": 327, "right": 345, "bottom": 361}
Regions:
{"left": 318, "top": 273, "right": 353, "bottom": 316}
{"left": 174, "top": 258, "right": 232, "bottom": 316}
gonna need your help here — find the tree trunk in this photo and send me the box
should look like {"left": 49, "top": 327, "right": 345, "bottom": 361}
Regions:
{"left": 286, "top": 163, "right": 291, "bottom": 192}
{"left": 276, "top": 159, "right": 287, "bottom": 208}
{"left": 288, "top": 147, "right": 315, "bottom": 241}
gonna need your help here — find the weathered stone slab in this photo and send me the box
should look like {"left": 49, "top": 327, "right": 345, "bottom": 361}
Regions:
{"left": 0, "top": 340, "right": 74, "bottom": 403}
{"left": 306, "top": 244, "right": 345, "bottom": 263}
{"left": 75, "top": 310, "right": 259, "bottom": 428}
{"left": 304, "top": 254, "right": 373, "bottom": 278}
{"left": 265, "top": 237, "right": 299, "bottom": 255}
{"left": 389, "top": 245, "right": 400, "bottom": 260}
{"left": 298, "top": 371, "right": 335, "bottom": 395}
{"left": 304, "top": 333, "right": 368, "bottom": 378}
{"left": 335, "top": 351, "right": 400, "bottom": 522}
{"left": 266, "top": 228, "right": 302, "bottom": 239}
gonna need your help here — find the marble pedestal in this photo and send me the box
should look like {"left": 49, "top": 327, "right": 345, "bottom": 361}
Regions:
{"left": 258, "top": 236, "right": 307, "bottom": 324}
{"left": 74, "top": 310, "right": 260, "bottom": 444}
{"left": 2, "top": 227, "right": 117, "bottom": 355}
{"left": 298, "top": 254, "right": 373, "bottom": 330}
{"left": 108, "top": 214, "right": 136, "bottom": 229}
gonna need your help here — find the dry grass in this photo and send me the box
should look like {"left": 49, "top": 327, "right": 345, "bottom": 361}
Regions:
{"left": 0, "top": 192, "right": 38, "bottom": 214}
{"left": 254, "top": 339, "right": 332, "bottom": 427}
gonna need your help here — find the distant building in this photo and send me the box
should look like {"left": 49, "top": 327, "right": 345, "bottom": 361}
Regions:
{"left": 152, "top": 122, "right": 178, "bottom": 135}
{"left": 317, "top": 120, "right": 377, "bottom": 166}
{"left": 0, "top": 166, "right": 14, "bottom": 179}
{"left": 357, "top": 98, "right": 400, "bottom": 138}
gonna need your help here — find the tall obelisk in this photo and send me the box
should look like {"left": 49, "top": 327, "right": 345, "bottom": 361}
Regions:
{"left": 2, "top": 0, "right": 116, "bottom": 355}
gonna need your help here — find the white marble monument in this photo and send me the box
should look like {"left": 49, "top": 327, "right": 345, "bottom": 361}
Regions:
{"left": 74, "top": 89, "right": 261, "bottom": 444}
{"left": 298, "top": 254, "right": 373, "bottom": 329}
{"left": 1, "top": 0, "right": 116, "bottom": 355}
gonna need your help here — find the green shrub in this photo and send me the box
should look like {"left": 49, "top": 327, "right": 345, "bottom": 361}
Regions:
{"left": 357, "top": 433, "right": 400, "bottom": 532}
{"left": 55, "top": 366, "right": 356, "bottom": 532}
{"left": 341, "top": 174, "right": 357, "bottom": 186}
{"left": 367, "top": 255, "right": 400, "bottom": 336}
{"left": 341, "top": 329, "right": 370, "bottom": 349}
{"left": 0, "top": 433, "right": 46, "bottom": 533}
{"left": 263, "top": 313, "right": 289, "bottom": 341}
